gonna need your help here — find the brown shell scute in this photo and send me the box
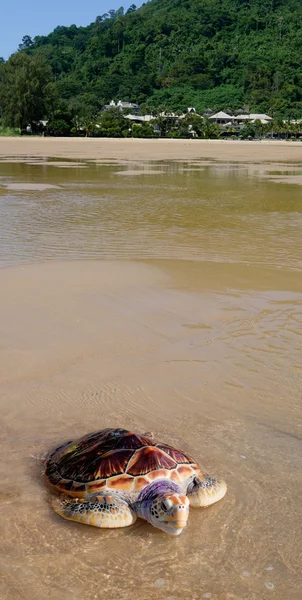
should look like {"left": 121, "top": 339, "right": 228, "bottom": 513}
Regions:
{"left": 113, "top": 432, "right": 155, "bottom": 450}
{"left": 127, "top": 446, "right": 176, "bottom": 476}
{"left": 156, "top": 444, "right": 194, "bottom": 464}
{"left": 46, "top": 428, "right": 197, "bottom": 490}
{"left": 95, "top": 449, "right": 134, "bottom": 479}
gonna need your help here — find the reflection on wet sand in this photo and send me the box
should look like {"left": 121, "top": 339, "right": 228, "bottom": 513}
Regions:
{"left": 0, "top": 159, "right": 301, "bottom": 600}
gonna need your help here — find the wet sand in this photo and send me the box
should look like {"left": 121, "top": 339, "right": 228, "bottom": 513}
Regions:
{"left": 1, "top": 136, "right": 302, "bottom": 164}
{"left": 1, "top": 260, "right": 301, "bottom": 600}
{"left": 0, "top": 155, "right": 302, "bottom": 600}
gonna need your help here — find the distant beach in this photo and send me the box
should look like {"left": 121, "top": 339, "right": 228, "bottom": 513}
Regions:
{"left": 0, "top": 136, "right": 302, "bottom": 164}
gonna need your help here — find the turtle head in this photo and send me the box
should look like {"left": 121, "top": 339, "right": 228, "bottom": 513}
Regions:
{"left": 149, "top": 492, "right": 190, "bottom": 535}
{"left": 137, "top": 481, "right": 190, "bottom": 535}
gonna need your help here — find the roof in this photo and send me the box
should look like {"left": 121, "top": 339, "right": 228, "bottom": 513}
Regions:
{"left": 209, "top": 111, "right": 233, "bottom": 119}
{"left": 235, "top": 113, "right": 272, "bottom": 121}
{"left": 250, "top": 113, "right": 272, "bottom": 120}
{"left": 124, "top": 114, "right": 153, "bottom": 122}
{"left": 104, "top": 100, "right": 140, "bottom": 110}
{"left": 117, "top": 101, "right": 139, "bottom": 108}
{"left": 125, "top": 112, "right": 204, "bottom": 122}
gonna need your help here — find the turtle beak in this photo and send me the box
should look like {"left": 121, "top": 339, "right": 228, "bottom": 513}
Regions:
{"left": 159, "top": 495, "right": 190, "bottom": 535}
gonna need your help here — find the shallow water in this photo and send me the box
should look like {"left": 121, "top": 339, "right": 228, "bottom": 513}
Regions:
{"left": 0, "top": 159, "right": 301, "bottom": 600}
{"left": 0, "top": 158, "right": 302, "bottom": 269}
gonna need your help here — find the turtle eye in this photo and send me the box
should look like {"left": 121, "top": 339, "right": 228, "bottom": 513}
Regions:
{"left": 161, "top": 499, "right": 172, "bottom": 512}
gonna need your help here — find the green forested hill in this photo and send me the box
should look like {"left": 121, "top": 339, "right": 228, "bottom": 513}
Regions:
{"left": 2, "top": 0, "right": 302, "bottom": 121}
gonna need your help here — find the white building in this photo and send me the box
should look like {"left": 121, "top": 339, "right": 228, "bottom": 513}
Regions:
{"left": 103, "top": 100, "right": 140, "bottom": 113}
{"left": 209, "top": 111, "right": 234, "bottom": 124}
{"left": 234, "top": 113, "right": 272, "bottom": 123}
{"left": 124, "top": 114, "right": 154, "bottom": 123}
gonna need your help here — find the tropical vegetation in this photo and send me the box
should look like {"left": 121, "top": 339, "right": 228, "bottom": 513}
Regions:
{"left": 0, "top": 0, "right": 301, "bottom": 136}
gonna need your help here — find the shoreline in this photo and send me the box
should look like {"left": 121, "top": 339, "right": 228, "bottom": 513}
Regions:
{"left": 1, "top": 136, "right": 302, "bottom": 163}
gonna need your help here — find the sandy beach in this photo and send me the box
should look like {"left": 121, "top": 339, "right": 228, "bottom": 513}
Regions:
{"left": 1, "top": 136, "right": 302, "bottom": 164}
{"left": 0, "top": 143, "right": 301, "bottom": 600}
{"left": 1, "top": 259, "right": 301, "bottom": 600}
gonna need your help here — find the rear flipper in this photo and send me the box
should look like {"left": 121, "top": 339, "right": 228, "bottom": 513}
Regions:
{"left": 52, "top": 494, "right": 137, "bottom": 528}
{"left": 187, "top": 475, "right": 227, "bottom": 507}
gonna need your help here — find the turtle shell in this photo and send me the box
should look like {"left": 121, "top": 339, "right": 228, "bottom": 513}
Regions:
{"left": 45, "top": 428, "right": 201, "bottom": 498}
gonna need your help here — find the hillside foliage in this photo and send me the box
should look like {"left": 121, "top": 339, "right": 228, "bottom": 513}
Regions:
{"left": 0, "top": 0, "right": 301, "bottom": 128}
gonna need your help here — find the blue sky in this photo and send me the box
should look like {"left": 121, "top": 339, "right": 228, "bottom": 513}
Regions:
{"left": 0, "top": 0, "right": 142, "bottom": 59}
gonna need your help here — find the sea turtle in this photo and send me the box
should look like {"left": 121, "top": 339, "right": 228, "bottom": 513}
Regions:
{"left": 45, "top": 427, "right": 227, "bottom": 536}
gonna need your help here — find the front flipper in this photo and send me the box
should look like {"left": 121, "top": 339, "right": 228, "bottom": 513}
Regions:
{"left": 52, "top": 494, "right": 137, "bottom": 528}
{"left": 187, "top": 475, "right": 227, "bottom": 507}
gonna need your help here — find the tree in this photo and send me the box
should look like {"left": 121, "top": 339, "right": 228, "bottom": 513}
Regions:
{"left": 97, "top": 106, "right": 128, "bottom": 137}
{"left": 112, "top": 19, "right": 124, "bottom": 53}
{"left": 240, "top": 122, "right": 256, "bottom": 139}
{"left": 18, "top": 35, "right": 33, "bottom": 50}
{"left": 0, "top": 52, "right": 53, "bottom": 132}
{"left": 131, "top": 122, "right": 154, "bottom": 137}
{"left": 2, "top": 0, "right": 302, "bottom": 118}
{"left": 46, "top": 118, "right": 71, "bottom": 136}
{"left": 108, "top": 10, "right": 117, "bottom": 19}
{"left": 68, "top": 92, "right": 102, "bottom": 126}
{"left": 126, "top": 4, "right": 136, "bottom": 13}
{"left": 181, "top": 114, "right": 205, "bottom": 137}
{"left": 96, "top": 14, "right": 108, "bottom": 23}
